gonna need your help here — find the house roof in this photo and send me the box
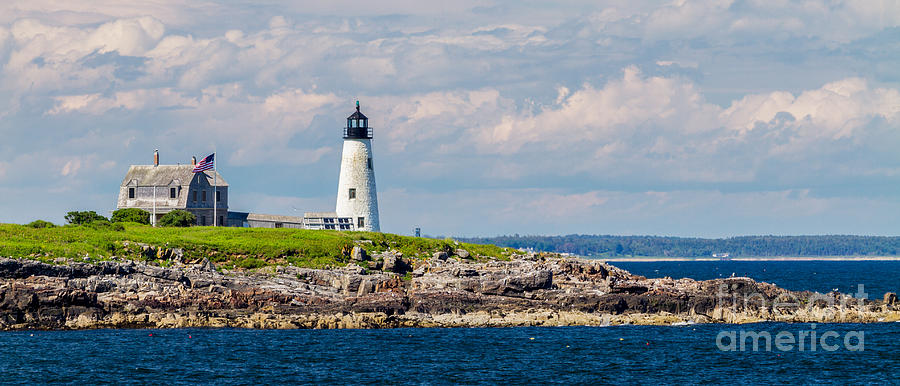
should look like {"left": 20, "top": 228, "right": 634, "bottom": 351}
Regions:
{"left": 303, "top": 212, "right": 340, "bottom": 218}
{"left": 121, "top": 165, "right": 228, "bottom": 187}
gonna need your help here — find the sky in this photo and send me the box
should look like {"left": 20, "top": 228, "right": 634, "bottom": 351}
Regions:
{"left": 1, "top": 0, "right": 899, "bottom": 238}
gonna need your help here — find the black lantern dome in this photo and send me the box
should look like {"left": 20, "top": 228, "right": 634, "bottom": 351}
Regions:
{"left": 344, "top": 101, "right": 372, "bottom": 139}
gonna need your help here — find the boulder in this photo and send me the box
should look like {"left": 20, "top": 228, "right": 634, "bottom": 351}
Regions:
{"left": 357, "top": 279, "right": 375, "bottom": 296}
{"left": 381, "top": 252, "right": 409, "bottom": 274}
{"left": 455, "top": 249, "right": 470, "bottom": 259}
{"left": 433, "top": 251, "right": 449, "bottom": 261}
{"left": 351, "top": 246, "right": 368, "bottom": 261}
{"left": 198, "top": 258, "right": 214, "bottom": 272}
{"left": 382, "top": 253, "right": 398, "bottom": 272}
{"left": 884, "top": 292, "right": 897, "bottom": 306}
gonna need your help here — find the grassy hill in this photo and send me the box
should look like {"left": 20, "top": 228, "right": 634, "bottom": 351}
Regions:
{"left": 0, "top": 223, "right": 513, "bottom": 269}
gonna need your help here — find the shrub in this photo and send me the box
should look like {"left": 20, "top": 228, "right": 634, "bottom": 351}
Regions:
{"left": 65, "top": 211, "right": 108, "bottom": 225}
{"left": 236, "top": 257, "right": 266, "bottom": 269}
{"left": 85, "top": 220, "right": 125, "bottom": 231}
{"left": 158, "top": 210, "right": 196, "bottom": 227}
{"left": 25, "top": 220, "right": 56, "bottom": 228}
{"left": 111, "top": 208, "right": 151, "bottom": 224}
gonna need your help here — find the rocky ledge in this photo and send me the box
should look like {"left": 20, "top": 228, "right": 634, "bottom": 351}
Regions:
{"left": 1, "top": 254, "right": 898, "bottom": 330}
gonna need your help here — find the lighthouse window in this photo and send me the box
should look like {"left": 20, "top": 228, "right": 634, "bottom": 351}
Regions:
{"left": 367, "top": 157, "right": 372, "bottom": 169}
{"left": 128, "top": 188, "right": 135, "bottom": 199}
{"left": 170, "top": 188, "right": 176, "bottom": 198}
{"left": 358, "top": 217, "right": 365, "bottom": 228}
{"left": 349, "top": 188, "right": 356, "bottom": 199}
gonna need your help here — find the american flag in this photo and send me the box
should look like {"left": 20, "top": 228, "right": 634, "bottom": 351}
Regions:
{"left": 192, "top": 153, "right": 215, "bottom": 173}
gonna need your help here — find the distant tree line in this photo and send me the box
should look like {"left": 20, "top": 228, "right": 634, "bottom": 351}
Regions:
{"left": 456, "top": 234, "right": 900, "bottom": 257}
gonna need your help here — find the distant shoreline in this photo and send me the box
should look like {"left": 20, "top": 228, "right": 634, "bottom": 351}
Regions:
{"left": 601, "top": 256, "right": 900, "bottom": 262}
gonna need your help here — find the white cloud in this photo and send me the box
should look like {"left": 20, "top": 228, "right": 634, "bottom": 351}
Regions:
{"left": 593, "top": 0, "right": 900, "bottom": 43}
{"left": 372, "top": 88, "right": 508, "bottom": 152}
{"left": 1, "top": 2, "right": 899, "bottom": 235}
{"left": 723, "top": 78, "right": 900, "bottom": 138}
{"left": 459, "top": 68, "right": 900, "bottom": 183}
{"left": 60, "top": 159, "right": 81, "bottom": 176}
{"left": 0, "top": 1, "right": 213, "bottom": 27}
{"left": 49, "top": 88, "right": 198, "bottom": 114}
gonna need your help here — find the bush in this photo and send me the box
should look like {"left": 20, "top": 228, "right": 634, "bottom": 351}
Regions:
{"left": 236, "top": 257, "right": 266, "bottom": 269}
{"left": 158, "top": 210, "right": 196, "bottom": 227}
{"left": 25, "top": 220, "right": 56, "bottom": 228}
{"left": 65, "top": 211, "right": 108, "bottom": 225}
{"left": 111, "top": 208, "right": 151, "bottom": 224}
{"left": 85, "top": 220, "right": 125, "bottom": 231}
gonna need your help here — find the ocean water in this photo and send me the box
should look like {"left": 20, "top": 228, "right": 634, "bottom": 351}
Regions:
{"left": 609, "top": 260, "right": 900, "bottom": 299}
{"left": 1, "top": 261, "right": 898, "bottom": 384}
{"left": 1, "top": 324, "right": 897, "bottom": 384}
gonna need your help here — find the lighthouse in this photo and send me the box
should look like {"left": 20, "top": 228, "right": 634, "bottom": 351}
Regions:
{"left": 335, "top": 101, "right": 381, "bottom": 232}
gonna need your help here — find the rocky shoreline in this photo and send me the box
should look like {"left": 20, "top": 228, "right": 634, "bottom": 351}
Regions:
{"left": 1, "top": 253, "right": 898, "bottom": 330}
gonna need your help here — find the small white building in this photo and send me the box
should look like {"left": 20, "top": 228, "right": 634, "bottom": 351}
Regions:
{"left": 226, "top": 211, "right": 355, "bottom": 230}
{"left": 303, "top": 212, "right": 355, "bottom": 230}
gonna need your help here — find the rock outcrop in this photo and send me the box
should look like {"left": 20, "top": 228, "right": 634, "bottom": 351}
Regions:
{"left": 1, "top": 255, "right": 897, "bottom": 330}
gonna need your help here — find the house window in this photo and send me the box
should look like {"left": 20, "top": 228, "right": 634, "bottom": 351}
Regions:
{"left": 216, "top": 191, "right": 221, "bottom": 202}
{"left": 202, "top": 191, "right": 207, "bottom": 202}
{"left": 193, "top": 191, "right": 198, "bottom": 201}
{"left": 170, "top": 188, "right": 176, "bottom": 198}
{"left": 325, "top": 225, "right": 335, "bottom": 230}
{"left": 219, "top": 216, "right": 224, "bottom": 226}
{"left": 275, "top": 222, "right": 283, "bottom": 228}
{"left": 201, "top": 216, "right": 206, "bottom": 226}
{"left": 349, "top": 188, "right": 356, "bottom": 199}
{"left": 367, "top": 157, "right": 372, "bottom": 170}
{"left": 357, "top": 217, "right": 365, "bottom": 228}
{"left": 128, "top": 188, "right": 135, "bottom": 199}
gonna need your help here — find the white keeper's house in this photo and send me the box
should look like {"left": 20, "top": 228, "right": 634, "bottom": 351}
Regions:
{"left": 116, "top": 102, "right": 382, "bottom": 231}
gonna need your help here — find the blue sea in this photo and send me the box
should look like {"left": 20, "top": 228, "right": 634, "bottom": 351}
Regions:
{"left": 610, "top": 260, "right": 900, "bottom": 299}
{"left": 1, "top": 261, "right": 898, "bottom": 384}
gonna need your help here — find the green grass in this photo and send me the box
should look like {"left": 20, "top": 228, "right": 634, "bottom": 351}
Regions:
{"left": 0, "top": 223, "right": 513, "bottom": 269}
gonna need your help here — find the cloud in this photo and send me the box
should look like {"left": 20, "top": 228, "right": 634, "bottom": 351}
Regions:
{"left": 722, "top": 78, "right": 900, "bottom": 138}
{"left": 0, "top": 1, "right": 213, "bottom": 27}
{"left": 592, "top": 0, "right": 900, "bottom": 43}
{"left": 456, "top": 68, "right": 900, "bottom": 185}
{"left": 60, "top": 159, "right": 82, "bottom": 177}
{"left": 1, "top": 2, "right": 899, "bottom": 236}
{"left": 49, "top": 88, "right": 198, "bottom": 114}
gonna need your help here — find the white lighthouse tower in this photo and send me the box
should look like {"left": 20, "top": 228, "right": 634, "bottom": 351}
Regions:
{"left": 335, "top": 101, "right": 380, "bottom": 232}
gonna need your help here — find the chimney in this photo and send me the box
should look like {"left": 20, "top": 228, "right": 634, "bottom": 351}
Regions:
{"left": 191, "top": 156, "right": 197, "bottom": 166}
{"left": 154, "top": 149, "right": 159, "bottom": 167}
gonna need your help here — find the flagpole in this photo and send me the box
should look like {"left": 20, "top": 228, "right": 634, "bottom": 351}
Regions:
{"left": 153, "top": 186, "right": 156, "bottom": 226}
{"left": 213, "top": 150, "right": 217, "bottom": 227}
